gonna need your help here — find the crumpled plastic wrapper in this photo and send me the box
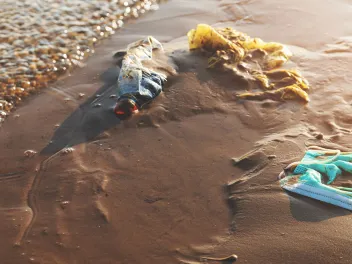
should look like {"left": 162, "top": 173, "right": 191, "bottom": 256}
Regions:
{"left": 117, "top": 36, "right": 166, "bottom": 105}
{"left": 187, "top": 24, "right": 310, "bottom": 102}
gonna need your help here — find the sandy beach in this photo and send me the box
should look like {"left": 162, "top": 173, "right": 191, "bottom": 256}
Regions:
{"left": 1, "top": 0, "right": 352, "bottom": 263}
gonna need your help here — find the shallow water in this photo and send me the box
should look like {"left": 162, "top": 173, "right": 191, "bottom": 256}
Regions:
{"left": 0, "top": 0, "right": 161, "bottom": 120}
{"left": 1, "top": 0, "right": 352, "bottom": 263}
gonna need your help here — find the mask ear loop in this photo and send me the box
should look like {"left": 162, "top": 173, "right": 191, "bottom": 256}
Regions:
{"left": 278, "top": 161, "right": 300, "bottom": 180}
{"left": 303, "top": 146, "right": 341, "bottom": 164}
{"left": 278, "top": 146, "right": 341, "bottom": 180}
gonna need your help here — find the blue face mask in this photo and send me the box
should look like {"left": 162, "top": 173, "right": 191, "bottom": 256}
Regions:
{"left": 280, "top": 147, "right": 352, "bottom": 210}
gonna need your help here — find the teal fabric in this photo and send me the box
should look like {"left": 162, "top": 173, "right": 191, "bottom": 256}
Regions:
{"left": 280, "top": 150, "right": 352, "bottom": 210}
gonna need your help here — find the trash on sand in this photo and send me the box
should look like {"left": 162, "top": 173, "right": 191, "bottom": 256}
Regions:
{"left": 187, "top": 24, "right": 309, "bottom": 102}
{"left": 114, "top": 36, "right": 167, "bottom": 120}
{"left": 279, "top": 146, "right": 352, "bottom": 210}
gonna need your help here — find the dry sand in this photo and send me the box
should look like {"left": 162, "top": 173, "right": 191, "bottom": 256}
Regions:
{"left": 1, "top": 0, "right": 352, "bottom": 263}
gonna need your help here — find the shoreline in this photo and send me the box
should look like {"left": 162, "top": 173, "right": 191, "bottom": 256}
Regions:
{"left": 1, "top": 0, "right": 352, "bottom": 263}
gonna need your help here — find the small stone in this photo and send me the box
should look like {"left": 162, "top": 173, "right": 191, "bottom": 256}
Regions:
{"left": 60, "top": 200, "right": 70, "bottom": 209}
{"left": 268, "top": 155, "right": 277, "bottom": 160}
{"left": 24, "top": 150, "right": 37, "bottom": 158}
{"left": 0, "top": 110, "right": 8, "bottom": 118}
{"left": 315, "top": 133, "right": 324, "bottom": 140}
{"left": 93, "top": 103, "right": 102, "bottom": 108}
{"left": 61, "top": 147, "right": 74, "bottom": 154}
{"left": 78, "top": 93, "right": 85, "bottom": 98}
{"left": 109, "top": 94, "right": 117, "bottom": 98}
{"left": 42, "top": 228, "right": 49, "bottom": 235}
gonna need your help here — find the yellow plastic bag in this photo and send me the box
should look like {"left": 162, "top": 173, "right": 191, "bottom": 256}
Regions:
{"left": 187, "top": 24, "right": 309, "bottom": 102}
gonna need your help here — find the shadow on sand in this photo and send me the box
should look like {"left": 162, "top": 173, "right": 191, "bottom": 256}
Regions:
{"left": 41, "top": 67, "right": 122, "bottom": 155}
{"left": 287, "top": 191, "right": 351, "bottom": 222}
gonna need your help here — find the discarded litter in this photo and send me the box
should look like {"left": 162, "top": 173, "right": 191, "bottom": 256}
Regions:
{"left": 279, "top": 146, "right": 352, "bottom": 210}
{"left": 114, "top": 36, "right": 166, "bottom": 120}
{"left": 187, "top": 24, "right": 309, "bottom": 102}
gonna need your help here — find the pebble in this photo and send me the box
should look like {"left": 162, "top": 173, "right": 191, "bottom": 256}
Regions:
{"left": 24, "top": 149, "right": 37, "bottom": 157}
{"left": 42, "top": 228, "right": 49, "bottom": 235}
{"left": 61, "top": 147, "right": 74, "bottom": 154}
{"left": 60, "top": 200, "right": 70, "bottom": 209}
{"left": 315, "top": 133, "right": 324, "bottom": 140}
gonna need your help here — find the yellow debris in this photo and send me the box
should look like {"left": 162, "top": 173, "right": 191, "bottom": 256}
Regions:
{"left": 237, "top": 84, "right": 310, "bottom": 102}
{"left": 187, "top": 24, "right": 310, "bottom": 102}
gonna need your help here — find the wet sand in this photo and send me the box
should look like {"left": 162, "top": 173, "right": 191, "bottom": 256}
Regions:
{"left": 1, "top": 0, "right": 352, "bottom": 263}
